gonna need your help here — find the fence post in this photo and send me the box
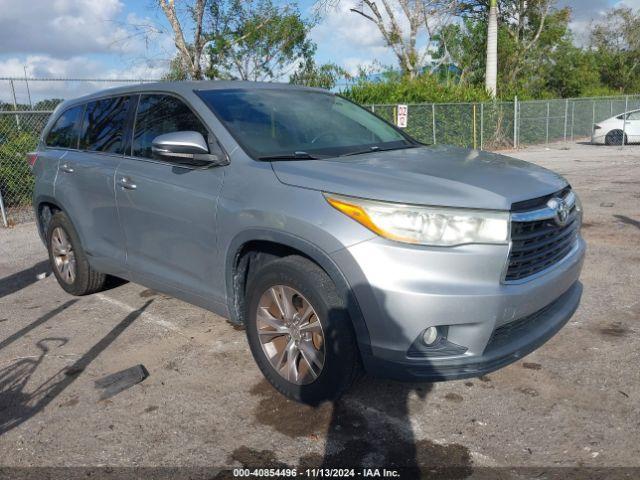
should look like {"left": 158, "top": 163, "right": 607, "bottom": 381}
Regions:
{"left": 622, "top": 95, "right": 629, "bottom": 147}
{"left": 513, "top": 96, "right": 518, "bottom": 148}
{"left": 9, "top": 79, "right": 21, "bottom": 130}
{"left": 472, "top": 104, "right": 477, "bottom": 149}
{"left": 480, "top": 102, "right": 484, "bottom": 150}
{"left": 570, "top": 101, "right": 575, "bottom": 142}
{"left": 545, "top": 102, "right": 550, "bottom": 144}
{"left": 563, "top": 98, "right": 569, "bottom": 143}
{"left": 0, "top": 190, "right": 8, "bottom": 228}
{"left": 591, "top": 100, "right": 596, "bottom": 129}
{"left": 431, "top": 103, "right": 437, "bottom": 145}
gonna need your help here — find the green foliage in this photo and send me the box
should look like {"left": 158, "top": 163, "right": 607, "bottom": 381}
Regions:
{"left": 289, "top": 58, "right": 349, "bottom": 90}
{"left": 205, "top": 0, "right": 314, "bottom": 81}
{"left": 590, "top": 7, "right": 640, "bottom": 93}
{"left": 342, "top": 72, "right": 490, "bottom": 104}
{"left": 429, "top": 2, "right": 637, "bottom": 100}
{"left": 0, "top": 127, "right": 37, "bottom": 207}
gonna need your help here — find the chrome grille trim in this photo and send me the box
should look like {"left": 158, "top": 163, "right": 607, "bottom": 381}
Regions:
{"left": 511, "top": 190, "right": 575, "bottom": 222}
{"left": 504, "top": 188, "right": 580, "bottom": 283}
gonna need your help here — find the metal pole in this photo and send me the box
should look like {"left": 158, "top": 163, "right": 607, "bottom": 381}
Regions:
{"left": 622, "top": 95, "right": 629, "bottom": 147}
{"left": 591, "top": 100, "right": 596, "bottom": 142}
{"left": 513, "top": 96, "right": 518, "bottom": 148}
{"left": 23, "top": 66, "right": 32, "bottom": 109}
{"left": 432, "top": 103, "right": 436, "bottom": 145}
{"left": 480, "top": 102, "right": 484, "bottom": 150}
{"left": 570, "top": 101, "right": 575, "bottom": 142}
{"left": 545, "top": 102, "right": 550, "bottom": 144}
{"left": 563, "top": 98, "right": 569, "bottom": 143}
{"left": 0, "top": 190, "right": 8, "bottom": 228}
{"left": 473, "top": 104, "right": 477, "bottom": 149}
{"left": 9, "top": 79, "right": 21, "bottom": 130}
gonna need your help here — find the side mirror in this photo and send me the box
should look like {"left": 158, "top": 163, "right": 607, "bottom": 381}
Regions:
{"left": 151, "top": 131, "right": 225, "bottom": 167}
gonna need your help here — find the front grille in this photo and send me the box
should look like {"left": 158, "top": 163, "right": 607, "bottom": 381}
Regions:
{"left": 505, "top": 189, "right": 579, "bottom": 281}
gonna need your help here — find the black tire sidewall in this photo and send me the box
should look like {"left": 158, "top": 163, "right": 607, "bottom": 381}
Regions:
{"left": 46, "top": 212, "right": 94, "bottom": 296}
{"left": 245, "top": 257, "right": 358, "bottom": 404}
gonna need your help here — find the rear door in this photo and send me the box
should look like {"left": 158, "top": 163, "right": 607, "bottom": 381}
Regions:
{"left": 625, "top": 110, "right": 640, "bottom": 142}
{"left": 115, "top": 93, "right": 225, "bottom": 306}
{"left": 54, "top": 96, "right": 132, "bottom": 276}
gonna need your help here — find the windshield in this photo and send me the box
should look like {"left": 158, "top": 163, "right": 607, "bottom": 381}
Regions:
{"left": 197, "top": 88, "right": 415, "bottom": 159}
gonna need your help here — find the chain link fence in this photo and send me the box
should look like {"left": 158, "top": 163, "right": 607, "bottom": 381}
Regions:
{"left": 370, "top": 95, "right": 640, "bottom": 149}
{"left": 1, "top": 76, "right": 639, "bottom": 227}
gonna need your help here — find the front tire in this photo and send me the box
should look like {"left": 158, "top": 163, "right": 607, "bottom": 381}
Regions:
{"left": 245, "top": 255, "right": 360, "bottom": 404}
{"left": 46, "top": 212, "right": 106, "bottom": 296}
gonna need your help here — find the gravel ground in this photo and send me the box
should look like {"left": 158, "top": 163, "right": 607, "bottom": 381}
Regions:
{"left": 0, "top": 142, "right": 638, "bottom": 478}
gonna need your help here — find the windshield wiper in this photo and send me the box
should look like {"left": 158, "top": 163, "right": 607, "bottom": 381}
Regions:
{"left": 340, "top": 144, "right": 419, "bottom": 157}
{"left": 257, "top": 151, "right": 321, "bottom": 161}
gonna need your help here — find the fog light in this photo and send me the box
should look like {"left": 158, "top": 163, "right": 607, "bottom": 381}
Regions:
{"left": 422, "top": 327, "right": 438, "bottom": 346}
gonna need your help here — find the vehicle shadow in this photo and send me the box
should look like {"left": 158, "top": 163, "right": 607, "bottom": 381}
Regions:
{"left": 0, "top": 260, "right": 50, "bottom": 299}
{"left": 0, "top": 299, "right": 152, "bottom": 435}
{"left": 223, "top": 287, "right": 473, "bottom": 478}
{"left": 0, "top": 300, "right": 77, "bottom": 352}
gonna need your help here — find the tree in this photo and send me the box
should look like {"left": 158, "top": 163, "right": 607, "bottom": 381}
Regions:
{"left": 158, "top": 0, "right": 208, "bottom": 79}
{"left": 317, "top": 1, "right": 459, "bottom": 78}
{"left": 485, "top": 0, "right": 497, "bottom": 96}
{"left": 590, "top": 7, "right": 640, "bottom": 93}
{"left": 206, "top": 0, "right": 315, "bottom": 81}
{"left": 289, "top": 58, "right": 350, "bottom": 90}
{"left": 435, "top": 0, "right": 573, "bottom": 98}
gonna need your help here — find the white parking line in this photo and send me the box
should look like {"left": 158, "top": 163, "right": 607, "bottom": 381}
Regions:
{"left": 95, "top": 293, "right": 184, "bottom": 335}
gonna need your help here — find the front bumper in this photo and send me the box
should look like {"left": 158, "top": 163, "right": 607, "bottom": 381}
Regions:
{"left": 331, "top": 235, "right": 585, "bottom": 381}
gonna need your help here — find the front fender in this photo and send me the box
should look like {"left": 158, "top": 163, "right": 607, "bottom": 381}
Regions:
{"left": 225, "top": 228, "right": 372, "bottom": 354}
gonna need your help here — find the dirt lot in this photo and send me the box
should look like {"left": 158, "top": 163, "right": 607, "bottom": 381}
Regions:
{"left": 0, "top": 143, "right": 639, "bottom": 478}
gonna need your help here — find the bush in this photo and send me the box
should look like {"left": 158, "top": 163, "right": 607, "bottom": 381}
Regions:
{"left": 0, "top": 128, "right": 38, "bottom": 208}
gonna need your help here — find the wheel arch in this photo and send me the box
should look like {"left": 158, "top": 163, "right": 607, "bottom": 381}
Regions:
{"left": 33, "top": 195, "right": 66, "bottom": 243}
{"left": 225, "top": 229, "right": 372, "bottom": 354}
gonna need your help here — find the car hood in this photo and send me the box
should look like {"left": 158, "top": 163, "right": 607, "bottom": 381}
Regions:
{"left": 270, "top": 145, "right": 568, "bottom": 210}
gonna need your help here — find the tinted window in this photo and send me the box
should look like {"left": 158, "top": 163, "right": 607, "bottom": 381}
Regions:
{"left": 46, "top": 105, "right": 83, "bottom": 148}
{"left": 79, "top": 96, "right": 131, "bottom": 154}
{"left": 198, "top": 89, "right": 410, "bottom": 159}
{"left": 133, "top": 95, "right": 208, "bottom": 159}
{"left": 627, "top": 111, "right": 640, "bottom": 120}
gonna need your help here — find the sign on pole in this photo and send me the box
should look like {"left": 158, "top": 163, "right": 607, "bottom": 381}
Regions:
{"left": 396, "top": 104, "right": 408, "bottom": 128}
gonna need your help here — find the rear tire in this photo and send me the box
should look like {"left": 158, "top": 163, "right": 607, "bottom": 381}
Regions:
{"left": 605, "top": 130, "right": 627, "bottom": 145}
{"left": 245, "top": 255, "right": 360, "bottom": 404}
{"left": 46, "top": 211, "right": 106, "bottom": 296}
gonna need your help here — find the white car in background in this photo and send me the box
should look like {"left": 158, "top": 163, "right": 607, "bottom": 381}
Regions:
{"left": 592, "top": 109, "right": 640, "bottom": 145}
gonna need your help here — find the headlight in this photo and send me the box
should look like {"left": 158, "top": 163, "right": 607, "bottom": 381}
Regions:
{"left": 325, "top": 193, "right": 509, "bottom": 246}
{"left": 574, "top": 192, "right": 583, "bottom": 226}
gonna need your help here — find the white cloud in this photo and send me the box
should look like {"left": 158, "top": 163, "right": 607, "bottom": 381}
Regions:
{"left": 0, "top": 54, "right": 169, "bottom": 105}
{"left": 0, "top": 0, "right": 148, "bottom": 57}
{"left": 616, "top": 0, "right": 640, "bottom": 8}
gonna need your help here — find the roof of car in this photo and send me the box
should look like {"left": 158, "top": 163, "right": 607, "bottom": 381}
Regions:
{"left": 63, "top": 80, "right": 327, "bottom": 106}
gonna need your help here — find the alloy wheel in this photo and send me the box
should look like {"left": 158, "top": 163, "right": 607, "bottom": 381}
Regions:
{"left": 256, "top": 285, "right": 325, "bottom": 385}
{"left": 51, "top": 227, "right": 76, "bottom": 284}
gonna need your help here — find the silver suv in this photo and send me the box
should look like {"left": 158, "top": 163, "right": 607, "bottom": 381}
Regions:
{"left": 31, "top": 81, "right": 585, "bottom": 403}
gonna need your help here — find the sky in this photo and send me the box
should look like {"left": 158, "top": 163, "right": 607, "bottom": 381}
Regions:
{"left": 0, "top": 0, "right": 637, "bottom": 103}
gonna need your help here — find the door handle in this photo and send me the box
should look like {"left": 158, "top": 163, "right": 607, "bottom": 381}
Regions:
{"left": 118, "top": 177, "right": 137, "bottom": 190}
{"left": 60, "top": 162, "right": 74, "bottom": 173}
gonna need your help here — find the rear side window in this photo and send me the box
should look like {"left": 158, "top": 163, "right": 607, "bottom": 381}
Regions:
{"left": 46, "top": 105, "right": 83, "bottom": 148}
{"left": 79, "top": 96, "right": 131, "bottom": 154}
{"left": 133, "top": 94, "right": 208, "bottom": 159}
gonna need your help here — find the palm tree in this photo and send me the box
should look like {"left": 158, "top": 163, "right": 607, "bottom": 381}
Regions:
{"left": 485, "top": 0, "right": 498, "bottom": 97}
